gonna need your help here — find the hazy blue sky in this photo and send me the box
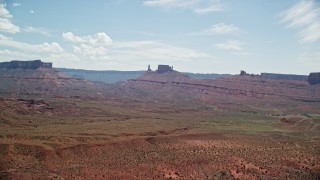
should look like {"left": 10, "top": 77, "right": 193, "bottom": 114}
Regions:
{"left": 0, "top": 0, "right": 319, "bottom": 74}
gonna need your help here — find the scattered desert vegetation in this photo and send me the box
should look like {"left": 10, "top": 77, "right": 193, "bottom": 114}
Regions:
{"left": 0, "top": 69, "right": 319, "bottom": 179}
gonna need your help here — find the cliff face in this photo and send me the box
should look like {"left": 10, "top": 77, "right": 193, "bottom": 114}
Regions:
{"left": 124, "top": 71, "right": 320, "bottom": 106}
{"left": 0, "top": 68, "right": 108, "bottom": 98}
{"left": 0, "top": 60, "right": 52, "bottom": 69}
{"left": 157, "top": 65, "right": 173, "bottom": 73}
{"left": 308, "top": 73, "right": 320, "bottom": 85}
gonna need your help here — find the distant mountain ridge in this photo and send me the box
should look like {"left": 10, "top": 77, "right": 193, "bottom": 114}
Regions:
{"left": 124, "top": 71, "right": 320, "bottom": 105}
{"left": 261, "top": 73, "right": 308, "bottom": 81}
{"left": 0, "top": 67, "right": 318, "bottom": 106}
{"left": 56, "top": 68, "right": 230, "bottom": 84}
{"left": 57, "top": 68, "right": 310, "bottom": 84}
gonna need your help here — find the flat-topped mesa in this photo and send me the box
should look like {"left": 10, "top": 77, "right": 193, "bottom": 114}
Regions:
{"left": 0, "top": 60, "right": 52, "bottom": 69}
{"left": 261, "top": 73, "right": 308, "bottom": 81}
{"left": 157, "top": 65, "right": 173, "bottom": 73}
{"left": 308, "top": 72, "right": 320, "bottom": 85}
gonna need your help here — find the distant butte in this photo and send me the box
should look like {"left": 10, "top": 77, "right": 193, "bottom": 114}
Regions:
{"left": 0, "top": 60, "right": 52, "bottom": 69}
{"left": 308, "top": 72, "right": 320, "bottom": 85}
{"left": 147, "top": 64, "right": 174, "bottom": 74}
{"left": 156, "top": 65, "right": 173, "bottom": 73}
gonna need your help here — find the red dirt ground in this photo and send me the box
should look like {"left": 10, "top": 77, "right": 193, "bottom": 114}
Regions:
{"left": 1, "top": 70, "right": 320, "bottom": 179}
{"left": 0, "top": 132, "right": 319, "bottom": 179}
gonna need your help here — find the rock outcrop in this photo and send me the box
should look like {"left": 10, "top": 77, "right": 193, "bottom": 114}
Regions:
{"left": 308, "top": 72, "right": 320, "bottom": 85}
{"left": 0, "top": 60, "right": 52, "bottom": 69}
{"left": 157, "top": 65, "right": 173, "bottom": 73}
{"left": 126, "top": 70, "right": 320, "bottom": 103}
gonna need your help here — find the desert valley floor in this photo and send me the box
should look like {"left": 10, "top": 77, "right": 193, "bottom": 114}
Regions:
{"left": 0, "top": 69, "right": 319, "bottom": 179}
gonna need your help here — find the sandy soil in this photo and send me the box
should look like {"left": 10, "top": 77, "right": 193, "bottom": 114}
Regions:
{"left": 0, "top": 132, "right": 319, "bottom": 179}
{"left": 1, "top": 70, "right": 319, "bottom": 179}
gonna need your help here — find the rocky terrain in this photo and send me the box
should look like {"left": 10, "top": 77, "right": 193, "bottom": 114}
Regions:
{"left": 129, "top": 71, "right": 319, "bottom": 100}
{"left": 123, "top": 71, "right": 320, "bottom": 113}
{"left": 0, "top": 68, "right": 112, "bottom": 98}
{"left": 0, "top": 68, "right": 319, "bottom": 179}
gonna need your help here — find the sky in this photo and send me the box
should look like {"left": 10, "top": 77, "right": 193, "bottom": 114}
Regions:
{"left": 0, "top": 0, "right": 319, "bottom": 74}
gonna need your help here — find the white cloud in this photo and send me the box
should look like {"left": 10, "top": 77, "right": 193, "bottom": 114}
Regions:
{"left": 0, "top": 4, "right": 12, "bottom": 18}
{"left": 29, "top": 10, "right": 34, "bottom": 14}
{"left": 46, "top": 52, "right": 80, "bottom": 67}
{"left": 62, "top": 32, "right": 113, "bottom": 46}
{"left": 143, "top": 0, "right": 224, "bottom": 14}
{"left": 231, "top": 51, "right": 251, "bottom": 56}
{"left": 73, "top": 44, "right": 107, "bottom": 56}
{"left": 208, "top": 23, "right": 239, "bottom": 34}
{"left": 0, "top": 3, "right": 20, "bottom": 33}
{"left": 105, "top": 40, "right": 213, "bottom": 71}
{"left": 191, "top": 23, "right": 239, "bottom": 35}
{"left": 0, "top": 49, "right": 26, "bottom": 58}
{"left": 0, "top": 34, "right": 12, "bottom": 40}
{"left": 69, "top": 38, "right": 210, "bottom": 64}
{"left": 112, "top": 40, "right": 160, "bottom": 48}
{"left": 194, "top": 4, "right": 224, "bottom": 14}
{"left": 111, "top": 40, "right": 210, "bottom": 62}
{"left": 143, "top": 0, "right": 197, "bottom": 8}
{"left": 63, "top": 32, "right": 85, "bottom": 43}
{"left": 0, "top": 49, "right": 43, "bottom": 64}
{"left": 214, "top": 40, "right": 242, "bottom": 51}
{"left": 0, "top": 37, "right": 64, "bottom": 53}
{"left": 0, "top": 37, "right": 79, "bottom": 68}
{"left": 12, "top": 3, "right": 21, "bottom": 7}
{"left": 41, "top": 42, "right": 64, "bottom": 53}
{"left": 1, "top": 29, "right": 213, "bottom": 70}
{"left": 60, "top": 31, "right": 212, "bottom": 69}
{"left": 22, "top": 26, "right": 51, "bottom": 36}
{"left": 63, "top": 32, "right": 112, "bottom": 59}
{"left": 0, "top": 48, "right": 80, "bottom": 68}
{"left": 280, "top": 0, "right": 320, "bottom": 43}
